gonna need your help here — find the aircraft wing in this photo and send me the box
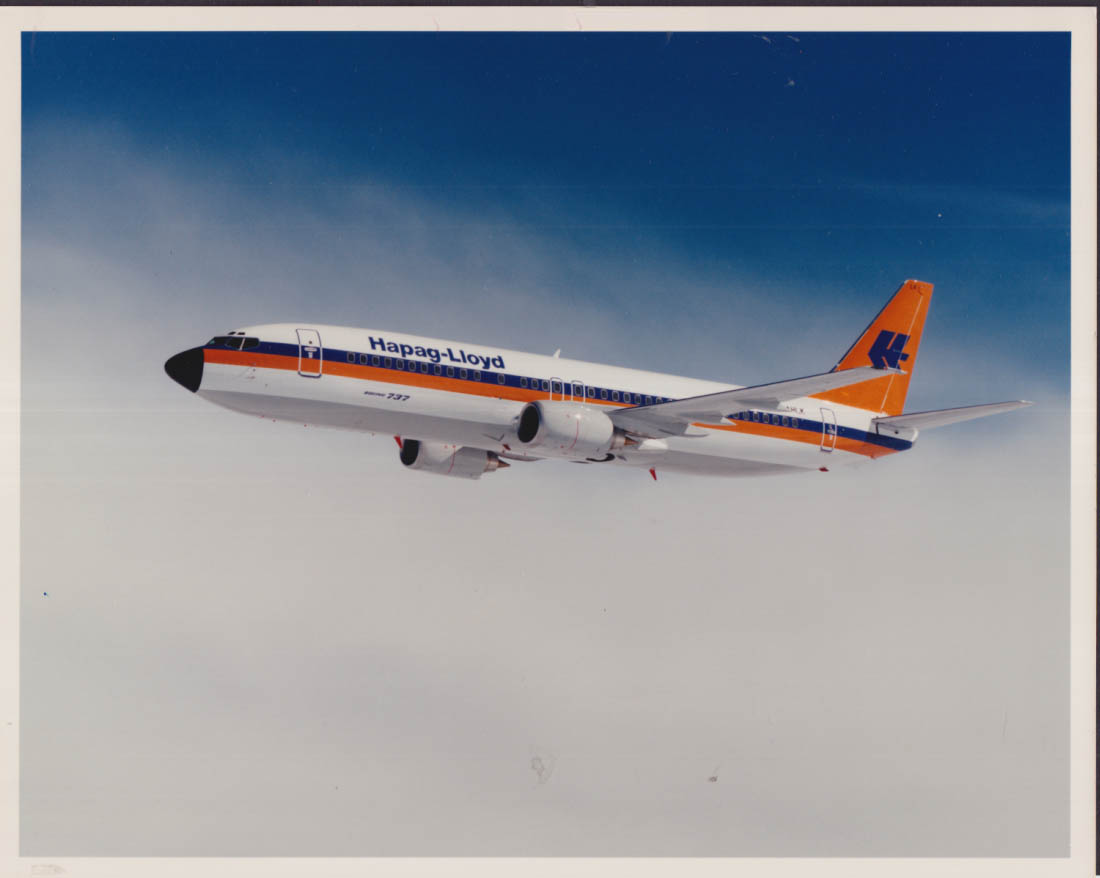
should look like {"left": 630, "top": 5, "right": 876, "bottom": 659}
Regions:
{"left": 872, "top": 401, "right": 1032, "bottom": 433}
{"left": 609, "top": 366, "right": 898, "bottom": 437}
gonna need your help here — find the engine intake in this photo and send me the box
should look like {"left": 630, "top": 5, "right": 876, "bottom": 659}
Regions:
{"left": 515, "top": 400, "right": 627, "bottom": 460}
{"left": 399, "top": 439, "right": 508, "bottom": 479}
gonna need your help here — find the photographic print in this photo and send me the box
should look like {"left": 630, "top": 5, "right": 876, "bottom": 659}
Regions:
{"left": 12, "top": 12, "right": 1090, "bottom": 870}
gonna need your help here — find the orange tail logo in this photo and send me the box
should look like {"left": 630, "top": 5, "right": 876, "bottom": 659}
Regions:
{"left": 812, "top": 280, "right": 933, "bottom": 415}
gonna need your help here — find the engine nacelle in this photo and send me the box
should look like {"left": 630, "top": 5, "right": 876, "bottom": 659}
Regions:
{"left": 515, "top": 400, "right": 627, "bottom": 460}
{"left": 399, "top": 439, "right": 508, "bottom": 479}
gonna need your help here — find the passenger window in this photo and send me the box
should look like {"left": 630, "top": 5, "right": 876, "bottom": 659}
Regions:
{"left": 384, "top": 357, "right": 392, "bottom": 368}
{"left": 600, "top": 389, "right": 608, "bottom": 400}
{"left": 753, "top": 411, "right": 760, "bottom": 422}
{"left": 612, "top": 391, "right": 620, "bottom": 402}
{"left": 497, "top": 373, "right": 505, "bottom": 384}
{"left": 361, "top": 354, "right": 368, "bottom": 364}
{"left": 395, "top": 359, "right": 404, "bottom": 370}
{"left": 646, "top": 396, "right": 653, "bottom": 405}
{"left": 520, "top": 377, "right": 528, "bottom": 388}
{"left": 446, "top": 366, "right": 454, "bottom": 377}
{"left": 587, "top": 386, "right": 595, "bottom": 397}
{"left": 420, "top": 362, "right": 428, "bottom": 373}
{"left": 371, "top": 355, "right": 380, "bottom": 366}
{"left": 347, "top": 352, "right": 354, "bottom": 363}
{"left": 434, "top": 364, "right": 441, "bottom": 375}
{"left": 460, "top": 368, "right": 468, "bottom": 379}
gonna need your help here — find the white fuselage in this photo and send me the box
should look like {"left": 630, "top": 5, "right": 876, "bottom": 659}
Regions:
{"left": 180, "top": 322, "right": 910, "bottom": 478}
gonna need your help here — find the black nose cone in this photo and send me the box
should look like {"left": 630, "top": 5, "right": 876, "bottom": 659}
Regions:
{"left": 165, "top": 347, "right": 204, "bottom": 393}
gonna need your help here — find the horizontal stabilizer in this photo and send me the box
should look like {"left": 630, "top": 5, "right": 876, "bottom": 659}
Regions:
{"left": 874, "top": 400, "right": 1032, "bottom": 432}
{"left": 610, "top": 366, "right": 898, "bottom": 437}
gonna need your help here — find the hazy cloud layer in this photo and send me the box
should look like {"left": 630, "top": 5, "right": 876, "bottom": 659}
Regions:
{"left": 21, "top": 126, "right": 1068, "bottom": 855}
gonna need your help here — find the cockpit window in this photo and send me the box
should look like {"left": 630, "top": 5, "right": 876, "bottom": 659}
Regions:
{"left": 207, "top": 335, "right": 258, "bottom": 350}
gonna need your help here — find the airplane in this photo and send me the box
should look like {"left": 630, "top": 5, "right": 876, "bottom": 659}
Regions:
{"left": 164, "top": 280, "right": 1030, "bottom": 480}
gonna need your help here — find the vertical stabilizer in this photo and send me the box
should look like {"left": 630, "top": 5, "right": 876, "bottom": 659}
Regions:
{"left": 812, "top": 280, "right": 933, "bottom": 415}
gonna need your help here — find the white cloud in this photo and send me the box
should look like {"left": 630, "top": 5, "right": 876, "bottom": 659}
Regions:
{"left": 20, "top": 129, "right": 1069, "bottom": 855}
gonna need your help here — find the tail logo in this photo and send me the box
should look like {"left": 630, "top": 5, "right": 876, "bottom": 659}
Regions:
{"left": 867, "top": 330, "right": 911, "bottom": 370}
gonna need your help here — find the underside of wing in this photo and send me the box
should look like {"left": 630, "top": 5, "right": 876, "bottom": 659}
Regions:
{"left": 609, "top": 366, "right": 898, "bottom": 437}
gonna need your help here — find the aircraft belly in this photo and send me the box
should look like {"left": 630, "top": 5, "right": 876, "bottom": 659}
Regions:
{"left": 628, "top": 426, "right": 861, "bottom": 477}
{"left": 198, "top": 363, "right": 864, "bottom": 475}
{"left": 636, "top": 452, "right": 805, "bottom": 477}
{"left": 198, "top": 365, "right": 523, "bottom": 449}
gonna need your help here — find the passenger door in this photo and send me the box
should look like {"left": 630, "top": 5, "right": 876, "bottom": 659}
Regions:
{"left": 820, "top": 407, "right": 837, "bottom": 452}
{"left": 296, "top": 328, "right": 323, "bottom": 378}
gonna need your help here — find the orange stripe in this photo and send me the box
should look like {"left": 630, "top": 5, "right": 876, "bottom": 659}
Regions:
{"left": 692, "top": 419, "right": 897, "bottom": 459}
{"left": 205, "top": 348, "right": 897, "bottom": 458}
{"left": 204, "top": 348, "right": 641, "bottom": 407}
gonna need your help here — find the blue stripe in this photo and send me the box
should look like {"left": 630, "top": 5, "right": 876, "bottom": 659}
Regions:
{"left": 206, "top": 339, "right": 913, "bottom": 452}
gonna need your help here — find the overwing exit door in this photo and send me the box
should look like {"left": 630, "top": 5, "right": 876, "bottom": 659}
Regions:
{"left": 297, "top": 328, "right": 323, "bottom": 377}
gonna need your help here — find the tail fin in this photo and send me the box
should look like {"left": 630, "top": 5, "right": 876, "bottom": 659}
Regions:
{"left": 812, "top": 279, "right": 933, "bottom": 415}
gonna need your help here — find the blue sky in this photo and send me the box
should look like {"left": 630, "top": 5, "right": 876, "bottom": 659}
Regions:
{"left": 23, "top": 32, "right": 1070, "bottom": 392}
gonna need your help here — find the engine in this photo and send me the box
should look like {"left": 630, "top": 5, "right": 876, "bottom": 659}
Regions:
{"left": 515, "top": 400, "right": 628, "bottom": 460}
{"left": 399, "top": 439, "right": 508, "bottom": 479}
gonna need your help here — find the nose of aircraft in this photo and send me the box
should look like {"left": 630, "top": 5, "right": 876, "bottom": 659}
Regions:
{"left": 164, "top": 347, "right": 204, "bottom": 393}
